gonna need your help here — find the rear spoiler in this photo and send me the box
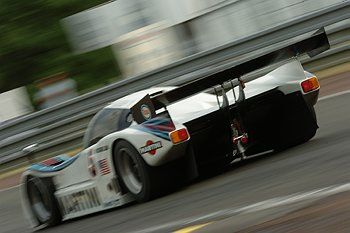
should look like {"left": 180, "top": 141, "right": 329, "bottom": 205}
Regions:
{"left": 131, "top": 28, "right": 329, "bottom": 123}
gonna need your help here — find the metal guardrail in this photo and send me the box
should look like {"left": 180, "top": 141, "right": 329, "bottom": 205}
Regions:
{"left": 0, "top": 1, "right": 349, "bottom": 171}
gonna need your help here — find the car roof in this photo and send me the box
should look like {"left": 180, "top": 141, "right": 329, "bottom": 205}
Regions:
{"left": 106, "top": 86, "right": 175, "bottom": 109}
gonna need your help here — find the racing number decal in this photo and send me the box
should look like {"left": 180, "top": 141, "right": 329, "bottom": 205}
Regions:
{"left": 140, "top": 104, "right": 152, "bottom": 120}
{"left": 131, "top": 94, "right": 156, "bottom": 124}
{"left": 140, "top": 140, "right": 162, "bottom": 155}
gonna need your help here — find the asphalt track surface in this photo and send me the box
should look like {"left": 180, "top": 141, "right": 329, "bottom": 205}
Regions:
{"left": 2, "top": 80, "right": 350, "bottom": 233}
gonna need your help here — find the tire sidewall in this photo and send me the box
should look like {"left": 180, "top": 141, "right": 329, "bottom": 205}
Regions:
{"left": 27, "top": 177, "right": 61, "bottom": 226}
{"left": 114, "top": 141, "right": 152, "bottom": 202}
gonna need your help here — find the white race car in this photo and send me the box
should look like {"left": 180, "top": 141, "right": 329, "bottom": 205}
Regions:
{"left": 21, "top": 29, "right": 329, "bottom": 228}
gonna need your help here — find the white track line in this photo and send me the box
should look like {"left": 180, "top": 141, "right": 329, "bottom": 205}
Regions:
{"left": 319, "top": 90, "right": 350, "bottom": 101}
{"left": 0, "top": 184, "right": 21, "bottom": 193}
{"left": 133, "top": 182, "right": 350, "bottom": 233}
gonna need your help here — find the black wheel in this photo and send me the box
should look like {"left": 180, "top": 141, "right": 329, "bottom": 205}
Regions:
{"left": 276, "top": 106, "right": 318, "bottom": 150}
{"left": 114, "top": 141, "right": 155, "bottom": 202}
{"left": 26, "top": 177, "right": 61, "bottom": 226}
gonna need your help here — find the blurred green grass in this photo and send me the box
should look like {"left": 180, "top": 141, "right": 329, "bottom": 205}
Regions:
{"left": 0, "top": 0, "right": 121, "bottom": 108}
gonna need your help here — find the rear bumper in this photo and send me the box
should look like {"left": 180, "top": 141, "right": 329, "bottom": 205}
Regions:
{"left": 303, "top": 89, "right": 319, "bottom": 107}
{"left": 184, "top": 89, "right": 318, "bottom": 167}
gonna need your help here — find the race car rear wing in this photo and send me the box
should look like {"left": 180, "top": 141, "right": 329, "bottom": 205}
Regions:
{"left": 131, "top": 28, "right": 329, "bottom": 124}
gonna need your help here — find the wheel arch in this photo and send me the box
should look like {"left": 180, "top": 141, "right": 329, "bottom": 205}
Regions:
{"left": 110, "top": 138, "right": 136, "bottom": 194}
{"left": 110, "top": 137, "right": 149, "bottom": 170}
{"left": 111, "top": 138, "right": 129, "bottom": 170}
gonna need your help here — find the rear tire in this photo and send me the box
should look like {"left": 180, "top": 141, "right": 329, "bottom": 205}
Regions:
{"left": 114, "top": 141, "right": 155, "bottom": 202}
{"left": 276, "top": 106, "right": 317, "bottom": 150}
{"left": 26, "top": 177, "right": 61, "bottom": 226}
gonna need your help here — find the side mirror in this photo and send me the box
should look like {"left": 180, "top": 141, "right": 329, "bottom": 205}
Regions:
{"left": 22, "top": 144, "right": 39, "bottom": 156}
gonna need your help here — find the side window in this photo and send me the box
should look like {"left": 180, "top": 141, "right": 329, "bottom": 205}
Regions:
{"left": 83, "top": 108, "right": 132, "bottom": 148}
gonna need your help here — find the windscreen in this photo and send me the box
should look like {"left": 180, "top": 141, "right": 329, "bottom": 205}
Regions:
{"left": 83, "top": 108, "right": 132, "bottom": 148}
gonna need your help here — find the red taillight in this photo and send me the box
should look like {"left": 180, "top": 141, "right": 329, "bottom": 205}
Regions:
{"left": 301, "top": 77, "right": 320, "bottom": 93}
{"left": 170, "top": 128, "right": 189, "bottom": 144}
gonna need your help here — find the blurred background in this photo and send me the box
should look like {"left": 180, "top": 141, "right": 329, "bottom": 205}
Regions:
{"left": 0, "top": 0, "right": 346, "bottom": 118}
{"left": 0, "top": 1, "right": 350, "bottom": 232}
{"left": 0, "top": 0, "right": 349, "bottom": 177}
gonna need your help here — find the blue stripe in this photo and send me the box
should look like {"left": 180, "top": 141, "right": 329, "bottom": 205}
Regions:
{"left": 142, "top": 118, "right": 171, "bottom": 127}
{"left": 135, "top": 127, "right": 170, "bottom": 140}
{"left": 132, "top": 116, "right": 173, "bottom": 141}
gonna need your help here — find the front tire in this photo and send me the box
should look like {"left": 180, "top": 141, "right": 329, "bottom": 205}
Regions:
{"left": 114, "top": 141, "right": 155, "bottom": 202}
{"left": 26, "top": 177, "right": 61, "bottom": 227}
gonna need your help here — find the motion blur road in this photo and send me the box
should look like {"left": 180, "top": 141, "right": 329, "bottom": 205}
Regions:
{"left": 1, "top": 73, "right": 350, "bottom": 233}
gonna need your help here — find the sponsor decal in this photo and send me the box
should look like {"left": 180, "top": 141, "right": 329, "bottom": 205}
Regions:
{"left": 140, "top": 104, "right": 152, "bottom": 120}
{"left": 131, "top": 94, "right": 155, "bottom": 124}
{"left": 65, "top": 191, "right": 91, "bottom": 213}
{"left": 103, "top": 200, "right": 119, "bottom": 207}
{"left": 98, "top": 158, "right": 111, "bottom": 175}
{"left": 140, "top": 140, "right": 162, "bottom": 155}
{"left": 62, "top": 189, "right": 100, "bottom": 214}
{"left": 96, "top": 145, "right": 108, "bottom": 153}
